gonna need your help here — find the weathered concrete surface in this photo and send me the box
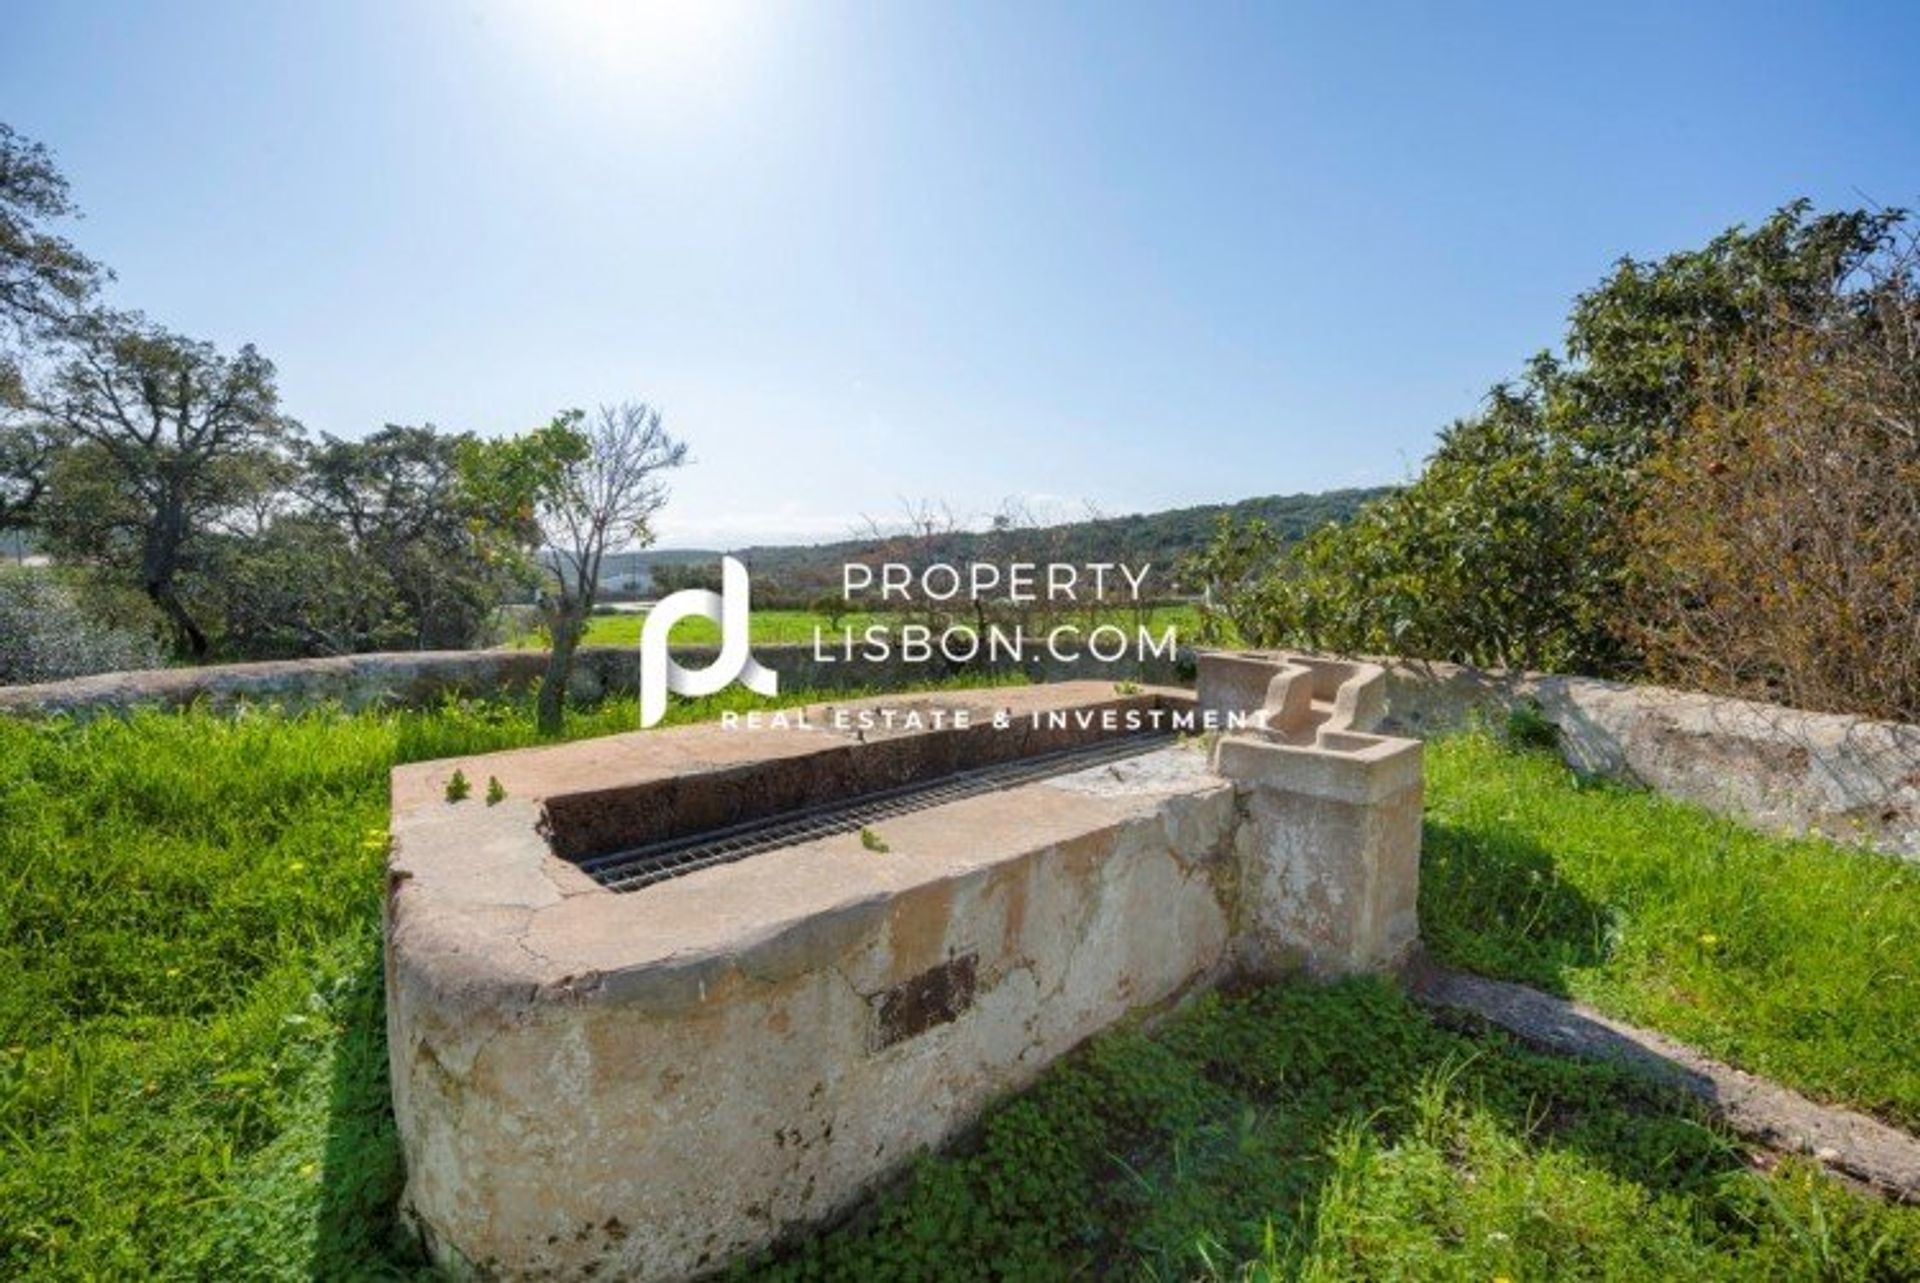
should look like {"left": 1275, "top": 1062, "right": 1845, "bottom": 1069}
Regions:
{"left": 387, "top": 685, "right": 1240, "bottom": 1280}
{"left": 1372, "top": 657, "right": 1920, "bottom": 860}
{"left": 1410, "top": 963, "right": 1920, "bottom": 1203}
{"left": 1219, "top": 732, "right": 1423, "bottom": 977}
{"left": 1197, "top": 651, "right": 1386, "bottom": 742}
{"left": 387, "top": 672, "right": 1426, "bottom": 1281}
{"left": 0, "top": 648, "right": 565, "bottom": 718}
{"left": 1198, "top": 651, "right": 1423, "bottom": 977}
{"left": 0, "top": 642, "right": 1188, "bottom": 719}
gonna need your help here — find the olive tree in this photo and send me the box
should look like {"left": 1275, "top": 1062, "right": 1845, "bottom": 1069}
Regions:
{"left": 32, "top": 312, "right": 300, "bottom": 657}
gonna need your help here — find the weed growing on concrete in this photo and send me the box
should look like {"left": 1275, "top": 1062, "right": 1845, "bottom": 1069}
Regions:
{"left": 859, "top": 827, "right": 890, "bottom": 853}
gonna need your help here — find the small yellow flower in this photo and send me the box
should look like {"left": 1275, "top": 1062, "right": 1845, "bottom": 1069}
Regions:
{"left": 1698, "top": 932, "right": 1721, "bottom": 948}
{"left": 289, "top": 861, "right": 307, "bottom": 875}
{"left": 165, "top": 967, "right": 181, "bottom": 978}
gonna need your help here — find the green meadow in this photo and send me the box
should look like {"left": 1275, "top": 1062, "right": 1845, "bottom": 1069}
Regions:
{"left": 2, "top": 697, "right": 1917, "bottom": 1279}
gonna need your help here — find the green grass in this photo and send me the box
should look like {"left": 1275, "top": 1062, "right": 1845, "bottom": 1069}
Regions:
{"left": 508, "top": 603, "right": 1203, "bottom": 650}
{"left": 751, "top": 980, "right": 1920, "bottom": 1280}
{"left": 2, "top": 699, "right": 1918, "bottom": 1278}
{"left": 1421, "top": 729, "right": 1920, "bottom": 1130}
{"left": 0, "top": 678, "right": 1018, "bottom": 1279}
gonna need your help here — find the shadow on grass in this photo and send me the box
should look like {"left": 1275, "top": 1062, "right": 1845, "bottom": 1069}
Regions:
{"left": 1418, "top": 814, "right": 1615, "bottom": 997}
{"left": 314, "top": 937, "right": 433, "bottom": 1281}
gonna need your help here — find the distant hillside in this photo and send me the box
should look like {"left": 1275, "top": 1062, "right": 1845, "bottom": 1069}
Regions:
{"left": 596, "top": 487, "right": 1390, "bottom": 598}
{"left": 588, "top": 547, "right": 724, "bottom": 595}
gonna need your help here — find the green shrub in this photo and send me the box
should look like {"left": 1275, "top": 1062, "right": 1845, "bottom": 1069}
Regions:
{"left": 0, "top": 566, "right": 161, "bottom": 685}
{"left": 1195, "top": 202, "right": 1911, "bottom": 681}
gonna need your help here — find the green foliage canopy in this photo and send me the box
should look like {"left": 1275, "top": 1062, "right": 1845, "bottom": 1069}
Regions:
{"left": 1209, "top": 201, "right": 1908, "bottom": 674}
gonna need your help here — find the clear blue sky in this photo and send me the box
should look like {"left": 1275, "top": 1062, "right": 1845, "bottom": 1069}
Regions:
{"left": 5, "top": 1, "right": 1916, "bottom": 547}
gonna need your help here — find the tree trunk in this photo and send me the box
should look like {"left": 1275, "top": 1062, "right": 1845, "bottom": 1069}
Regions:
{"left": 143, "top": 494, "right": 205, "bottom": 659}
{"left": 148, "top": 579, "right": 209, "bottom": 660}
{"left": 537, "top": 606, "right": 585, "bottom": 735}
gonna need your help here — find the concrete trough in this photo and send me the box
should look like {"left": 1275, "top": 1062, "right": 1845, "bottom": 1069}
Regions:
{"left": 385, "top": 663, "right": 1423, "bottom": 1280}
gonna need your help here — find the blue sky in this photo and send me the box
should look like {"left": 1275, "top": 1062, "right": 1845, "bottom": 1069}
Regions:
{"left": 5, "top": 1, "right": 1916, "bottom": 547}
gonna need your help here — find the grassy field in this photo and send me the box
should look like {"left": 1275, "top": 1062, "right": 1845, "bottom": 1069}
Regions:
{"left": 1421, "top": 729, "right": 1920, "bottom": 1131}
{"left": 2, "top": 697, "right": 1918, "bottom": 1278}
{"left": 508, "top": 603, "right": 1204, "bottom": 649}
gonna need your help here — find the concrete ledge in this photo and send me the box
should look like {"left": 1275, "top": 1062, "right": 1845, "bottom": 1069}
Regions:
{"left": 1410, "top": 963, "right": 1920, "bottom": 1203}
{"left": 1371, "top": 657, "right": 1920, "bottom": 860}
{"left": 1213, "top": 732, "right": 1422, "bottom": 805}
{"left": 0, "top": 643, "right": 1189, "bottom": 719}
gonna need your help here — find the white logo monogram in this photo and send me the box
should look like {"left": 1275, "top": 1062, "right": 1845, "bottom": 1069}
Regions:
{"left": 639, "top": 556, "right": 779, "bottom": 727}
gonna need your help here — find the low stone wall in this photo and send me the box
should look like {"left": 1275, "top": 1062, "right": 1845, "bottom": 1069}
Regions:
{"left": 1373, "top": 658, "right": 1920, "bottom": 860}
{"left": 0, "top": 644, "right": 1189, "bottom": 719}
{"left": 12, "top": 640, "right": 1902, "bottom": 861}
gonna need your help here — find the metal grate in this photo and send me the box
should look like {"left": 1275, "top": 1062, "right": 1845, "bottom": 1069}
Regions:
{"left": 578, "top": 732, "right": 1175, "bottom": 893}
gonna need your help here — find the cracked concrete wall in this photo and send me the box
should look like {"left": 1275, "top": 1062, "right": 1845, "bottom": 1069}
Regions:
{"left": 387, "top": 745, "right": 1239, "bottom": 1280}
{"left": 384, "top": 680, "right": 1426, "bottom": 1282}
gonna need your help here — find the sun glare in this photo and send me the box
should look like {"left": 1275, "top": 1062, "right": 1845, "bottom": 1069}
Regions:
{"left": 494, "top": 0, "right": 765, "bottom": 109}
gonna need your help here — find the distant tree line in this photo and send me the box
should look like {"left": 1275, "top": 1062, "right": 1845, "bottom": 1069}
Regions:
{"left": 0, "top": 122, "right": 686, "bottom": 712}
{"left": 703, "top": 488, "right": 1386, "bottom": 607}
{"left": 1186, "top": 201, "right": 1920, "bottom": 723}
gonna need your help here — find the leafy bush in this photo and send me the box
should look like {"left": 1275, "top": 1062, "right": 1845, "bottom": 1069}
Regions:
{"left": 1629, "top": 229, "right": 1920, "bottom": 722}
{"left": 1227, "top": 396, "right": 1629, "bottom": 672}
{"left": 0, "top": 567, "right": 159, "bottom": 684}
{"left": 1198, "top": 202, "right": 1912, "bottom": 687}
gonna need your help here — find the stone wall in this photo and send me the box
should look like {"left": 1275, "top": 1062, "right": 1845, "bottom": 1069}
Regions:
{"left": 1374, "top": 658, "right": 1920, "bottom": 861}
{"left": 8, "top": 640, "right": 1908, "bottom": 862}
{"left": 0, "top": 643, "right": 1189, "bottom": 719}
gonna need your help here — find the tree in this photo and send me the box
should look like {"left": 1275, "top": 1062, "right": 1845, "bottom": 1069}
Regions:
{"left": 0, "top": 418, "right": 49, "bottom": 534}
{"left": 1179, "top": 514, "right": 1284, "bottom": 646}
{"left": 461, "top": 403, "right": 688, "bottom": 733}
{"left": 32, "top": 312, "right": 300, "bottom": 657}
{"left": 199, "top": 514, "right": 406, "bottom": 659}
{"left": 0, "top": 122, "right": 102, "bottom": 367}
{"left": 1, "top": 122, "right": 106, "bottom": 534}
{"left": 299, "top": 425, "right": 515, "bottom": 650}
{"left": 652, "top": 561, "right": 723, "bottom": 595}
{"left": 1201, "top": 201, "right": 1908, "bottom": 675}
